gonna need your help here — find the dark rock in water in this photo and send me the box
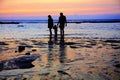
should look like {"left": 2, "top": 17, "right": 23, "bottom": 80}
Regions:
{"left": 25, "top": 45, "right": 33, "bottom": 48}
{"left": 26, "top": 52, "right": 30, "bottom": 55}
{"left": 65, "top": 42, "right": 76, "bottom": 45}
{"left": 40, "top": 72, "right": 50, "bottom": 76}
{"left": 23, "top": 78, "right": 27, "bottom": 80}
{"left": 90, "top": 42, "right": 96, "bottom": 45}
{"left": 32, "top": 49, "right": 37, "bottom": 52}
{"left": 15, "top": 54, "right": 39, "bottom": 63}
{"left": 82, "top": 45, "right": 92, "bottom": 48}
{"left": 15, "top": 51, "right": 17, "bottom": 53}
{"left": 0, "top": 54, "right": 40, "bottom": 70}
{"left": 31, "top": 40, "right": 37, "bottom": 43}
{"left": 97, "top": 46, "right": 102, "bottom": 48}
{"left": 57, "top": 70, "right": 70, "bottom": 76}
{"left": 19, "top": 43, "right": 33, "bottom": 48}
{"left": 0, "top": 62, "right": 4, "bottom": 71}
{"left": 18, "top": 25, "right": 24, "bottom": 27}
{"left": 19, "top": 42, "right": 27, "bottom": 45}
{"left": 70, "top": 45, "right": 79, "bottom": 48}
{"left": 0, "top": 42, "right": 8, "bottom": 45}
{"left": 15, "top": 61, "right": 34, "bottom": 69}
{"left": 88, "top": 71, "right": 93, "bottom": 74}
{"left": 18, "top": 46, "right": 25, "bottom": 52}
{"left": 114, "top": 61, "right": 119, "bottom": 64}
{"left": 114, "top": 64, "right": 120, "bottom": 68}
{"left": 111, "top": 44, "right": 119, "bottom": 46}
{"left": 0, "top": 77, "right": 6, "bottom": 80}
{"left": 104, "top": 40, "right": 120, "bottom": 43}
{"left": 114, "top": 70, "right": 120, "bottom": 73}
{"left": 112, "top": 46, "right": 120, "bottom": 49}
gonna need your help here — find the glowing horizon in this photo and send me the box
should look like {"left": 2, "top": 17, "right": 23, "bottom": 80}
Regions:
{"left": 0, "top": 0, "right": 120, "bottom": 18}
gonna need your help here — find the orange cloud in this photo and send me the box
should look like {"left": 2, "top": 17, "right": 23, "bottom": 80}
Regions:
{"left": 0, "top": 0, "right": 120, "bottom": 17}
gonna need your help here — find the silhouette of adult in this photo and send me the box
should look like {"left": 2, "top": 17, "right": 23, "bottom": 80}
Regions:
{"left": 48, "top": 15, "right": 53, "bottom": 35}
{"left": 57, "top": 13, "right": 67, "bottom": 38}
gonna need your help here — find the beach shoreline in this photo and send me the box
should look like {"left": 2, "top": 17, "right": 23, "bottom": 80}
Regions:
{"left": 0, "top": 37, "right": 120, "bottom": 80}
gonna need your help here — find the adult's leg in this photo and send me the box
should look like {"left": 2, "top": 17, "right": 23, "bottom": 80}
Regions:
{"left": 62, "top": 29, "right": 64, "bottom": 36}
{"left": 49, "top": 28, "right": 52, "bottom": 35}
{"left": 60, "top": 28, "right": 62, "bottom": 36}
{"left": 60, "top": 28, "right": 64, "bottom": 40}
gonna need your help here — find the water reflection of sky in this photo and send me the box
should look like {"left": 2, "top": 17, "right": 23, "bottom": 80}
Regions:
{"left": 0, "top": 23, "right": 120, "bottom": 39}
{"left": 40, "top": 38, "right": 77, "bottom": 68}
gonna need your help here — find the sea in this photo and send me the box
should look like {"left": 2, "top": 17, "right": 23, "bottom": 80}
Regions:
{"left": 0, "top": 20, "right": 120, "bottom": 39}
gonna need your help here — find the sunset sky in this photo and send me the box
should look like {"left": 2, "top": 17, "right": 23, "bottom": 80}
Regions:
{"left": 0, "top": 0, "right": 120, "bottom": 19}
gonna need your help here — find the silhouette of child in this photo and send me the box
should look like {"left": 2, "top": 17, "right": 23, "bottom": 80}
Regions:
{"left": 53, "top": 25, "right": 58, "bottom": 37}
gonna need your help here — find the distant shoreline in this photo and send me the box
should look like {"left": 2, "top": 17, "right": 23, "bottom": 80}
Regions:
{"left": 0, "top": 22, "right": 19, "bottom": 24}
{"left": 0, "top": 19, "right": 120, "bottom": 24}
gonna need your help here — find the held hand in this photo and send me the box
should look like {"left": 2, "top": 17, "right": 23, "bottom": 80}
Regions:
{"left": 57, "top": 23, "right": 59, "bottom": 26}
{"left": 66, "top": 23, "right": 67, "bottom": 26}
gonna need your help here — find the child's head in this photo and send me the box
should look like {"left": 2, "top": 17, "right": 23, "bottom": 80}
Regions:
{"left": 54, "top": 25, "right": 57, "bottom": 27}
{"left": 53, "top": 25, "right": 57, "bottom": 29}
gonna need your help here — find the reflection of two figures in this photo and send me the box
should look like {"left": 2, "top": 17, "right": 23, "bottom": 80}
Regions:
{"left": 47, "top": 37, "right": 54, "bottom": 67}
{"left": 59, "top": 39, "right": 66, "bottom": 63}
{"left": 47, "top": 30, "right": 58, "bottom": 67}
{"left": 47, "top": 24, "right": 57, "bottom": 67}
{"left": 48, "top": 35, "right": 66, "bottom": 65}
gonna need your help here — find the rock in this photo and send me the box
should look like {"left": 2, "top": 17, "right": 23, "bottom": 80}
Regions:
{"left": 26, "top": 52, "right": 30, "bottom": 55}
{"left": 25, "top": 45, "right": 33, "bottom": 48}
{"left": 70, "top": 45, "right": 79, "bottom": 48}
{"left": 18, "top": 46, "right": 25, "bottom": 52}
{"left": 104, "top": 40, "right": 120, "bottom": 43}
{"left": 0, "top": 42, "right": 8, "bottom": 45}
{"left": 15, "top": 51, "right": 18, "bottom": 53}
{"left": 40, "top": 72, "right": 50, "bottom": 76}
{"left": 112, "top": 46, "right": 120, "bottom": 49}
{"left": 0, "top": 62, "right": 4, "bottom": 71}
{"left": 82, "top": 45, "right": 92, "bottom": 48}
{"left": 15, "top": 54, "right": 40, "bottom": 63}
{"left": 0, "top": 54, "right": 40, "bottom": 70}
{"left": 18, "top": 25, "right": 24, "bottom": 27}
{"left": 111, "top": 43, "right": 119, "bottom": 46}
{"left": 114, "top": 64, "right": 120, "bottom": 68}
{"left": 97, "top": 46, "right": 102, "bottom": 48}
{"left": 32, "top": 49, "right": 37, "bottom": 52}
{"left": 65, "top": 42, "right": 76, "bottom": 45}
{"left": 88, "top": 71, "right": 93, "bottom": 74}
{"left": 114, "top": 70, "right": 120, "bottom": 73}
{"left": 57, "top": 70, "right": 70, "bottom": 76}
{"left": 23, "top": 78, "right": 27, "bottom": 80}
{"left": 0, "top": 77, "right": 6, "bottom": 80}
{"left": 114, "top": 61, "right": 119, "bottom": 64}
{"left": 90, "top": 41, "right": 96, "bottom": 45}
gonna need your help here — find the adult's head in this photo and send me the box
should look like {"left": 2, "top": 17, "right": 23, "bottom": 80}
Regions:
{"left": 60, "top": 12, "right": 63, "bottom": 16}
{"left": 48, "top": 15, "right": 51, "bottom": 18}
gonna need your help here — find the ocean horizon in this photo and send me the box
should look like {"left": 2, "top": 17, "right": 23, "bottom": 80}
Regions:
{"left": 0, "top": 19, "right": 120, "bottom": 23}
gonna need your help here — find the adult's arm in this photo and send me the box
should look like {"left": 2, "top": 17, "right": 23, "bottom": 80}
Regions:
{"left": 57, "top": 17, "right": 60, "bottom": 26}
{"left": 65, "top": 16, "right": 67, "bottom": 26}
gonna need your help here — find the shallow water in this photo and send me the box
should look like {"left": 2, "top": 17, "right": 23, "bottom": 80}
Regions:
{"left": 0, "top": 23, "right": 120, "bottom": 39}
{"left": 0, "top": 38, "right": 120, "bottom": 80}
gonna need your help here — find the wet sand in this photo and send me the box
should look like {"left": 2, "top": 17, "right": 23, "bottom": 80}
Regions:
{"left": 0, "top": 37, "right": 120, "bottom": 80}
